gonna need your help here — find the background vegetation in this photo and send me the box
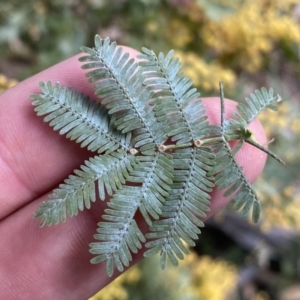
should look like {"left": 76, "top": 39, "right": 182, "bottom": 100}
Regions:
{"left": 1, "top": 0, "right": 299, "bottom": 299}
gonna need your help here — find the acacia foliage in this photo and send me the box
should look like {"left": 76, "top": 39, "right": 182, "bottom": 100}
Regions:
{"left": 31, "top": 35, "right": 283, "bottom": 276}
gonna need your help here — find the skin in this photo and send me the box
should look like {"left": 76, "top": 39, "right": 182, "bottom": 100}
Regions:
{"left": 0, "top": 47, "right": 267, "bottom": 299}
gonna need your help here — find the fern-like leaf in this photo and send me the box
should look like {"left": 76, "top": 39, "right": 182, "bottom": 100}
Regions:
{"left": 144, "top": 147, "right": 215, "bottom": 268}
{"left": 30, "top": 81, "right": 130, "bottom": 153}
{"left": 208, "top": 140, "right": 261, "bottom": 222}
{"left": 209, "top": 83, "right": 263, "bottom": 222}
{"left": 225, "top": 87, "right": 280, "bottom": 135}
{"left": 34, "top": 150, "right": 138, "bottom": 226}
{"left": 80, "top": 35, "right": 168, "bottom": 155}
{"left": 235, "top": 87, "right": 281, "bottom": 125}
{"left": 90, "top": 187, "right": 146, "bottom": 277}
{"left": 30, "top": 36, "right": 286, "bottom": 277}
{"left": 138, "top": 48, "right": 210, "bottom": 145}
{"left": 224, "top": 86, "right": 286, "bottom": 166}
{"left": 90, "top": 152, "right": 173, "bottom": 276}
{"left": 127, "top": 152, "right": 173, "bottom": 225}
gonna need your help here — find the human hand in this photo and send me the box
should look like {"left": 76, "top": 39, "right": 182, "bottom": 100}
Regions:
{"left": 0, "top": 47, "right": 267, "bottom": 299}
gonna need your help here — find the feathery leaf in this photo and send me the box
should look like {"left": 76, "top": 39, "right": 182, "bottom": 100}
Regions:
{"left": 225, "top": 87, "right": 281, "bottom": 137}
{"left": 138, "top": 48, "right": 210, "bottom": 146}
{"left": 30, "top": 37, "right": 286, "bottom": 277}
{"left": 223, "top": 85, "right": 285, "bottom": 165}
{"left": 34, "top": 150, "right": 138, "bottom": 226}
{"left": 144, "top": 147, "right": 215, "bottom": 268}
{"left": 80, "top": 35, "right": 168, "bottom": 155}
{"left": 89, "top": 152, "right": 173, "bottom": 275}
{"left": 30, "top": 81, "right": 130, "bottom": 153}
{"left": 210, "top": 83, "right": 262, "bottom": 223}
{"left": 209, "top": 140, "right": 261, "bottom": 223}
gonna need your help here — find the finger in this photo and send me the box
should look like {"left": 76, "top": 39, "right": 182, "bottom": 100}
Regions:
{"left": 0, "top": 125, "right": 266, "bottom": 299}
{"left": 0, "top": 47, "right": 267, "bottom": 220}
{"left": 0, "top": 47, "right": 137, "bottom": 219}
{"left": 0, "top": 194, "right": 119, "bottom": 299}
{"left": 0, "top": 77, "right": 266, "bottom": 222}
{"left": 0, "top": 105, "right": 267, "bottom": 299}
{"left": 0, "top": 45, "right": 269, "bottom": 299}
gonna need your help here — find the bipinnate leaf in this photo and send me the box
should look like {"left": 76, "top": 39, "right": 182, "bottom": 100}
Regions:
{"left": 224, "top": 86, "right": 286, "bottom": 166}
{"left": 30, "top": 81, "right": 130, "bottom": 153}
{"left": 89, "top": 152, "right": 173, "bottom": 275}
{"left": 80, "top": 35, "right": 168, "bottom": 155}
{"left": 144, "top": 147, "right": 215, "bottom": 268}
{"left": 127, "top": 152, "right": 174, "bottom": 225}
{"left": 34, "top": 150, "right": 138, "bottom": 226}
{"left": 224, "top": 87, "right": 281, "bottom": 138}
{"left": 208, "top": 140, "right": 261, "bottom": 223}
{"left": 138, "top": 48, "right": 211, "bottom": 145}
{"left": 90, "top": 189, "right": 146, "bottom": 277}
{"left": 235, "top": 87, "right": 281, "bottom": 125}
{"left": 210, "top": 83, "right": 262, "bottom": 223}
{"left": 30, "top": 36, "right": 286, "bottom": 277}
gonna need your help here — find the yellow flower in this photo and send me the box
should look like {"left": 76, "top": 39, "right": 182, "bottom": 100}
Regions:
{"left": 201, "top": 0, "right": 300, "bottom": 73}
{"left": 175, "top": 51, "right": 236, "bottom": 91}
{"left": 0, "top": 74, "right": 18, "bottom": 93}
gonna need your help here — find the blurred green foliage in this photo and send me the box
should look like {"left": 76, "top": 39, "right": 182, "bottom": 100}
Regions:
{"left": 91, "top": 253, "right": 238, "bottom": 300}
{"left": 1, "top": 0, "right": 300, "bottom": 299}
{"left": 1, "top": 0, "right": 300, "bottom": 98}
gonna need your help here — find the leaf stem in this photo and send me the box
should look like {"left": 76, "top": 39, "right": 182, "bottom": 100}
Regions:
{"left": 200, "top": 136, "right": 224, "bottom": 145}
{"left": 245, "top": 138, "right": 287, "bottom": 167}
{"left": 158, "top": 142, "right": 193, "bottom": 152}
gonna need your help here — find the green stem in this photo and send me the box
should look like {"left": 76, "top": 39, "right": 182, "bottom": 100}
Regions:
{"left": 158, "top": 134, "right": 243, "bottom": 152}
{"left": 245, "top": 138, "right": 287, "bottom": 167}
{"left": 158, "top": 142, "right": 193, "bottom": 152}
{"left": 200, "top": 136, "right": 224, "bottom": 145}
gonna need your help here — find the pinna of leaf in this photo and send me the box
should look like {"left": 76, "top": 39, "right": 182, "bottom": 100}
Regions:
{"left": 30, "top": 35, "right": 285, "bottom": 277}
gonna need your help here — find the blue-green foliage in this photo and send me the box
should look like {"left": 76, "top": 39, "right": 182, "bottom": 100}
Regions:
{"left": 31, "top": 35, "right": 284, "bottom": 276}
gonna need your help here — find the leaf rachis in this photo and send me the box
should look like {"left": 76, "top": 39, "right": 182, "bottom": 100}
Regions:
{"left": 30, "top": 35, "right": 285, "bottom": 276}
